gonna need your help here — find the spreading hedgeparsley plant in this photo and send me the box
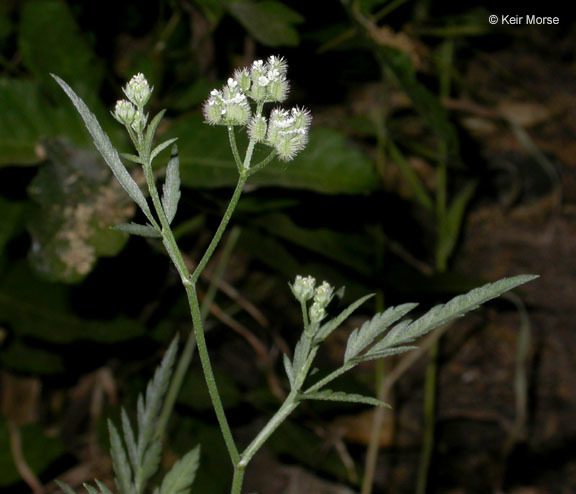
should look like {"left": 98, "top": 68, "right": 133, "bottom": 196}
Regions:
{"left": 51, "top": 57, "right": 537, "bottom": 494}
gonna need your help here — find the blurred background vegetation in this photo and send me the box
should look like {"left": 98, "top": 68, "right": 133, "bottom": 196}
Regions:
{"left": 0, "top": 0, "right": 574, "bottom": 492}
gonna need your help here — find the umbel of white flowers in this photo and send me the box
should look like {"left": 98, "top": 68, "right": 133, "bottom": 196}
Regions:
{"left": 202, "top": 56, "right": 312, "bottom": 161}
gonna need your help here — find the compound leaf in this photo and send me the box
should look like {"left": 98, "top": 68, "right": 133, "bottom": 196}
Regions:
{"left": 365, "top": 275, "right": 539, "bottom": 359}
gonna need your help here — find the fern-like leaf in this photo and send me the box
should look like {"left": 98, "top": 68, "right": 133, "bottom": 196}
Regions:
{"left": 362, "top": 275, "right": 538, "bottom": 361}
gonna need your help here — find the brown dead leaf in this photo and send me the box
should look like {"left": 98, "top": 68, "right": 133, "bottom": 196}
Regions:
{"left": 498, "top": 100, "right": 551, "bottom": 127}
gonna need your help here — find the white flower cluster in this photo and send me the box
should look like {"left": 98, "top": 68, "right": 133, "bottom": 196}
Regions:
{"left": 266, "top": 107, "right": 311, "bottom": 161}
{"left": 113, "top": 73, "right": 153, "bottom": 132}
{"left": 291, "top": 275, "right": 334, "bottom": 324}
{"left": 203, "top": 78, "right": 251, "bottom": 127}
{"left": 203, "top": 56, "right": 311, "bottom": 161}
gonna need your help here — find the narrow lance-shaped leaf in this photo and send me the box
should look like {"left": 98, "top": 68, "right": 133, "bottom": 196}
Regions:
{"left": 111, "top": 223, "right": 161, "bottom": 238}
{"left": 51, "top": 75, "right": 155, "bottom": 225}
{"left": 283, "top": 353, "right": 294, "bottom": 389}
{"left": 367, "top": 274, "right": 539, "bottom": 359}
{"left": 143, "top": 110, "right": 166, "bottom": 158}
{"left": 151, "top": 137, "right": 178, "bottom": 162}
{"left": 162, "top": 145, "right": 181, "bottom": 224}
{"left": 351, "top": 345, "right": 417, "bottom": 364}
{"left": 301, "top": 389, "right": 391, "bottom": 408}
{"left": 158, "top": 446, "right": 201, "bottom": 494}
{"left": 138, "top": 437, "right": 163, "bottom": 490}
{"left": 94, "top": 480, "right": 114, "bottom": 494}
{"left": 83, "top": 484, "right": 99, "bottom": 494}
{"left": 55, "top": 481, "right": 77, "bottom": 494}
{"left": 344, "top": 303, "right": 418, "bottom": 364}
{"left": 108, "top": 420, "right": 133, "bottom": 494}
{"left": 121, "top": 408, "right": 138, "bottom": 474}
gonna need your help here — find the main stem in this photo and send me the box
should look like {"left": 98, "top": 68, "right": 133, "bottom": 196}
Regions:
{"left": 144, "top": 112, "right": 272, "bottom": 493}
{"left": 187, "top": 282, "right": 240, "bottom": 464}
{"left": 143, "top": 150, "right": 246, "bottom": 466}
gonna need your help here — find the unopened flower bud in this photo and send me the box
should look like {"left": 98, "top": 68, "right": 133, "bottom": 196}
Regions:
{"left": 291, "top": 275, "right": 316, "bottom": 303}
{"left": 267, "top": 78, "right": 289, "bottom": 102}
{"left": 123, "top": 73, "right": 152, "bottom": 107}
{"left": 234, "top": 68, "right": 251, "bottom": 92}
{"left": 248, "top": 115, "right": 268, "bottom": 142}
{"left": 266, "top": 56, "right": 288, "bottom": 78}
{"left": 309, "top": 301, "right": 326, "bottom": 324}
{"left": 113, "top": 100, "right": 137, "bottom": 126}
{"left": 131, "top": 112, "right": 147, "bottom": 133}
{"left": 313, "top": 281, "right": 333, "bottom": 307}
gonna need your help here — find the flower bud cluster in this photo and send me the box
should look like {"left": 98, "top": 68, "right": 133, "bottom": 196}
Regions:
{"left": 203, "top": 78, "right": 251, "bottom": 126}
{"left": 291, "top": 275, "right": 316, "bottom": 303}
{"left": 291, "top": 276, "right": 334, "bottom": 325}
{"left": 123, "top": 73, "right": 153, "bottom": 107}
{"left": 309, "top": 281, "right": 334, "bottom": 324}
{"left": 113, "top": 73, "right": 153, "bottom": 133}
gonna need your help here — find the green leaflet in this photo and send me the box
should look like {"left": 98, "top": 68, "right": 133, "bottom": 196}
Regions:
{"left": 162, "top": 145, "right": 182, "bottom": 224}
{"left": 344, "top": 303, "right": 417, "bottom": 363}
{"left": 108, "top": 420, "right": 133, "bottom": 493}
{"left": 111, "top": 223, "right": 162, "bottom": 238}
{"left": 301, "top": 389, "right": 390, "bottom": 408}
{"left": 158, "top": 446, "right": 201, "bottom": 494}
{"left": 55, "top": 481, "right": 77, "bottom": 494}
